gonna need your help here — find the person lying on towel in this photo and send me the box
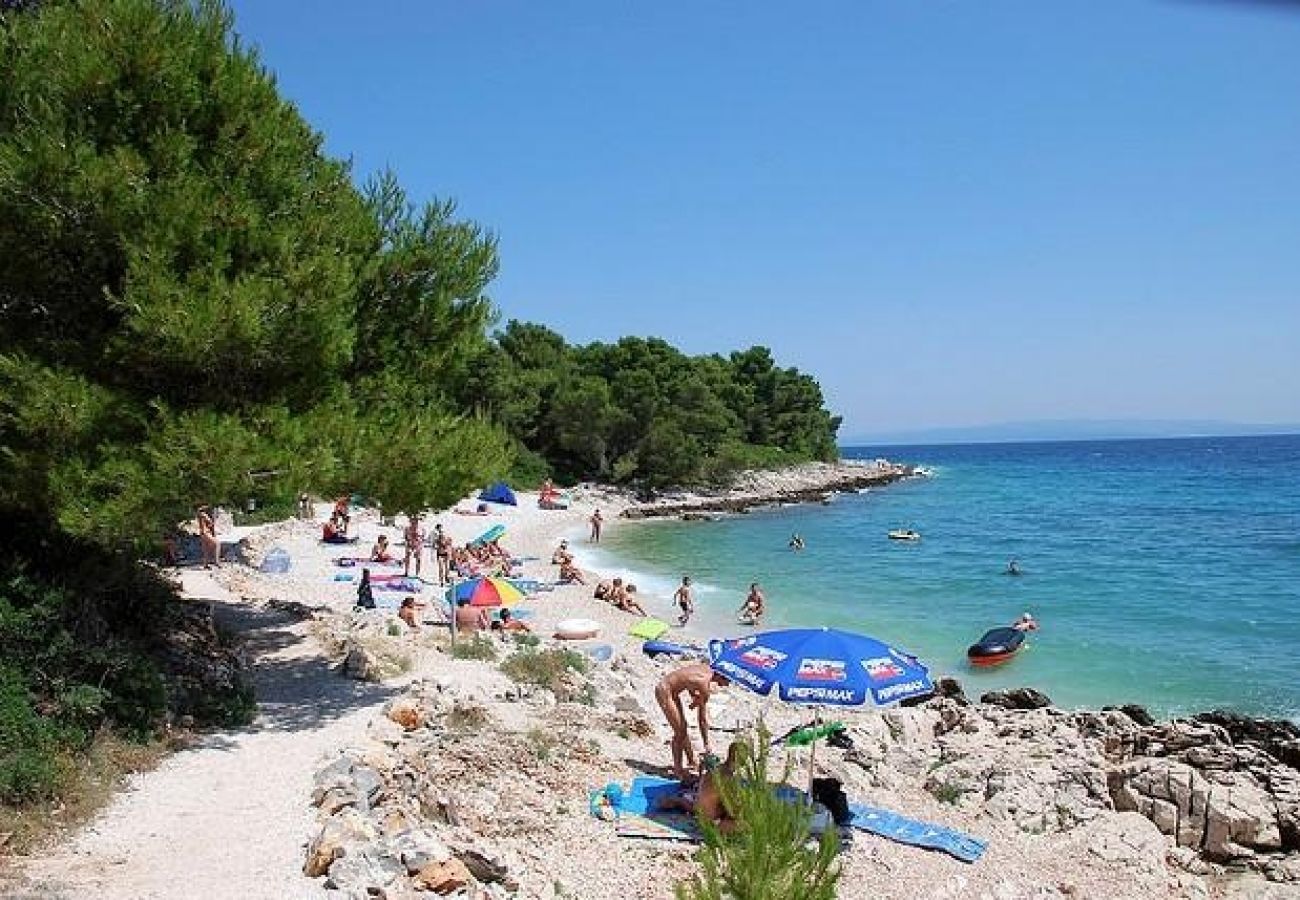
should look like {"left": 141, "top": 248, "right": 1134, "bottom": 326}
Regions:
{"left": 656, "top": 742, "right": 745, "bottom": 834}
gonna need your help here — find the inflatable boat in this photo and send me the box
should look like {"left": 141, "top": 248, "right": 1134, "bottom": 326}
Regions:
{"left": 967, "top": 627, "right": 1026, "bottom": 667}
{"left": 888, "top": 529, "right": 921, "bottom": 541}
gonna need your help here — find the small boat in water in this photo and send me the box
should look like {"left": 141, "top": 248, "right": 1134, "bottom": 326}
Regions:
{"left": 967, "top": 627, "right": 1026, "bottom": 667}
{"left": 888, "top": 529, "right": 921, "bottom": 541}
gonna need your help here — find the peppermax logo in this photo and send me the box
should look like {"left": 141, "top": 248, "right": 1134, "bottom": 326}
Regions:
{"left": 786, "top": 686, "right": 857, "bottom": 703}
{"left": 713, "top": 659, "right": 767, "bottom": 691}
{"left": 874, "top": 679, "right": 928, "bottom": 703}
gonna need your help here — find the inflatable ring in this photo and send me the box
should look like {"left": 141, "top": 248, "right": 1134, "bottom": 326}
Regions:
{"left": 554, "top": 618, "right": 601, "bottom": 641}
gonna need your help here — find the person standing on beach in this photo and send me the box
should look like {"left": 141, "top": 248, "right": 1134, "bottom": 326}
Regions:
{"left": 654, "top": 662, "right": 729, "bottom": 780}
{"left": 590, "top": 508, "right": 603, "bottom": 542}
{"left": 197, "top": 505, "right": 219, "bottom": 568}
{"left": 674, "top": 576, "right": 695, "bottom": 626}
{"left": 404, "top": 515, "right": 424, "bottom": 578}
{"left": 434, "top": 524, "right": 452, "bottom": 585}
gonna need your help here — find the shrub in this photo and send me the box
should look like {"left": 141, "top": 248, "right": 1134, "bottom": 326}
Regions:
{"left": 499, "top": 646, "right": 589, "bottom": 700}
{"left": 676, "top": 727, "right": 841, "bottom": 900}
{"left": 450, "top": 635, "right": 499, "bottom": 662}
{"left": 0, "top": 665, "right": 64, "bottom": 804}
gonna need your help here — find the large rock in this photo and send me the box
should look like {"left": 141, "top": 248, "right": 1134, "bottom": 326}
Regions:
{"left": 303, "top": 818, "right": 352, "bottom": 877}
{"left": 1194, "top": 710, "right": 1300, "bottom": 771}
{"left": 388, "top": 827, "right": 451, "bottom": 874}
{"left": 413, "top": 858, "right": 473, "bottom": 894}
{"left": 1111, "top": 758, "right": 1283, "bottom": 861}
{"left": 325, "top": 849, "right": 406, "bottom": 895}
{"left": 980, "top": 687, "right": 1052, "bottom": 710}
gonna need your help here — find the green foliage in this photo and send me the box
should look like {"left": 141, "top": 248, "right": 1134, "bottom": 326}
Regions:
{"left": 676, "top": 728, "right": 841, "bottom": 900}
{"left": 450, "top": 635, "right": 499, "bottom": 662}
{"left": 0, "top": 664, "right": 64, "bottom": 804}
{"left": 451, "top": 321, "right": 842, "bottom": 490}
{"left": 0, "top": 0, "right": 513, "bottom": 547}
{"left": 499, "top": 646, "right": 590, "bottom": 700}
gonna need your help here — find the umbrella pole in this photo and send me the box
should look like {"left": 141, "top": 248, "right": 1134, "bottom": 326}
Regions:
{"left": 448, "top": 579, "right": 458, "bottom": 648}
{"left": 807, "top": 709, "right": 820, "bottom": 796}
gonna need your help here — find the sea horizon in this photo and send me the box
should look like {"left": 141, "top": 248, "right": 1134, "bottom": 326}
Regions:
{"left": 583, "top": 433, "right": 1300, "bottom": 722}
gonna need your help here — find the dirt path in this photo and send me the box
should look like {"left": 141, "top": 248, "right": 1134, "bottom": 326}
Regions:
{"left": 14, "top": 569, "right": 396, "bottom": 900}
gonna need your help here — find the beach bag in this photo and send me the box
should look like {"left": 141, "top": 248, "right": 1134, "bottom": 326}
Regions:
{"left": 261, "top": 547, "right": 291, "bottom": 574}
{"left": 812, "top": 778, "right": 852, "bottom": 826}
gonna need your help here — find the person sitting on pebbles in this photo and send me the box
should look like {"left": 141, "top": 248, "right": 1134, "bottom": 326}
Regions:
{"left": 552, "top": 539, "right": 572, "bottom": 566}
{"left": 370, "top": 534, "right": 394, "bottom": 564}
{"left": 397, "top": 595, "right": 424, "bottom": 630}
{"left": 559, "top": 558, "right": 586, "bottom": 585}
{"left": 490, "top": 607, "right": 531, "bottom": 633}
{"left": 614, "top": 583, "right": 648, "bottom": 617}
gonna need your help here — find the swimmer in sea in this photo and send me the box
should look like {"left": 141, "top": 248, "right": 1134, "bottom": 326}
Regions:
{"left": 789, "top": 533, "right": 805, "bottom": 552}
{"left": 1006, "top": 559, "right": 1022, "bottom": 576}
{"left": 1013, "top": 611, "right": 1038, "bottom": 632}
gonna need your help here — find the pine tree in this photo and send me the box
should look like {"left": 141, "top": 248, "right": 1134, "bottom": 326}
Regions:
{"left": 676, "top": 728, "right": 842, "bottom": 900}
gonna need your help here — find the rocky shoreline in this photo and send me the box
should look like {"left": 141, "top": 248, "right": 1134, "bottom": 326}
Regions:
{"left": 20, "top": 490, "right": 1300, "bottom": 900}
{"left": 300, "top": 601, "right": 1300, "bottom": 899}
{"left": 620, "top": 459, "right": 918, "bottom": 520}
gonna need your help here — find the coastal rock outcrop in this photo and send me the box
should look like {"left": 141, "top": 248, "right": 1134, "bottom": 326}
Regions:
{"left": 620, "top": 460, "right": 915, "bottom": 519}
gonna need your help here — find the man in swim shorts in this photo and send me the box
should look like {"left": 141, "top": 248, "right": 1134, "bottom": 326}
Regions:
{"left": 654, "top": 662, "right": 729, "bottom": 780}
{"left": 674, "top": 575, "right": 694, "bottom": 626}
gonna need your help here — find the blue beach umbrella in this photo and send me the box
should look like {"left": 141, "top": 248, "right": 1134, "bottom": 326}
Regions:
{"left": 708, "top": 627, "right": 933, "bottom": 708}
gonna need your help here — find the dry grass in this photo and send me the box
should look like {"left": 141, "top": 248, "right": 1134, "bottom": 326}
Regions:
{"left": 0, "top": 730, "right": 177, "bottom": 858}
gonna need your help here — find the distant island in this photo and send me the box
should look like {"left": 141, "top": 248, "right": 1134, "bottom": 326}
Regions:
{"left": 845, "top": 418, "right": 1300, "bottom": 447}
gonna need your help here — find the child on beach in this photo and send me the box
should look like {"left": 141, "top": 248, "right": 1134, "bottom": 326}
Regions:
{"left": 738, "top": 583, "right": 765, "bottom": 625}
{"left": 675, "top": 576, "right": 694, "bottom": 626}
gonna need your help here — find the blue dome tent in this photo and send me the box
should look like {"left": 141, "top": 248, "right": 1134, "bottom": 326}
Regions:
{"left": 478, "top": 482, "right": 518, "bottom": 506}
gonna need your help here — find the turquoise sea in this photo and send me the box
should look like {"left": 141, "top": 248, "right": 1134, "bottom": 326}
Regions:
{"left": 580, "top": 435, "right": 1300, "bottom": 720}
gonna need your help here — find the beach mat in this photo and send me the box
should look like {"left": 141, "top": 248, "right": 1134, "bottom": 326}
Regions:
{"left": 620, "top": 775, "right": 685, "bottom": 814}
{"left": 615, "top": 812, "right": 700, "bottom": 842}
{"left": 847, "top": 802, "right": 986, "bottom": 863}
{"left": 610, "top": 776, "right": 701, "bottom": 842}
{"left": 628, "top": 618, "right": 671, "bottom": 640}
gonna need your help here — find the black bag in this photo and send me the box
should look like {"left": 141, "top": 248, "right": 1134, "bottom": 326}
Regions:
{"left": 811, "top": 777, "right": 852, "bottom": 826}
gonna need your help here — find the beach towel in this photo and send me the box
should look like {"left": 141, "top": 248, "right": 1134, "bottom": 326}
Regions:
{"left": 615, "top": 812, "right": 701, "bottom": 841}
{"left": 374, "top": 578, "right": 424, "bottom": 592}
{"left": 628, "top": 618, "right": 671, "bottom": 641}
{"left": 599, "top": 776, "right": 702, "bottom": 842}
{"left": 847, "top": 802, "right": 986, "bottom": 863}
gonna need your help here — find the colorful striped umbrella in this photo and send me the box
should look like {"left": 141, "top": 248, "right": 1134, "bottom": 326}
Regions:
{"left": 449, "top": 576, "right": 525, "bottom": 608}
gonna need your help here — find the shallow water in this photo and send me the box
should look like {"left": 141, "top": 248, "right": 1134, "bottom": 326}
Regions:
{"left": 590, "top": 435, "right": 1300, "bottom": 719}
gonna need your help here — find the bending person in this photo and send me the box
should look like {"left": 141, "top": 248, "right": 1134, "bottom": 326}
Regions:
{"left": 654, "top": 662, "right": 729, "bottom": 780}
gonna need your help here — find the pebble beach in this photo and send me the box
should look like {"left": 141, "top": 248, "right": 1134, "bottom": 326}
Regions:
{"left": 10, "top": 468, "right": 1300, "bottom": 899}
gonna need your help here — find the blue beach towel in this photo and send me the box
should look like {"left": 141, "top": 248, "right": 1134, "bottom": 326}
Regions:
{"left": 847, "top": 802, "right": 986, "bottom": 863}
{"left": 597, "top": 776, "right": 701, "bottom": 842}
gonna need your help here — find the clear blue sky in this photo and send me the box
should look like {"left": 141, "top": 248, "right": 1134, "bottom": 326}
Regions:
{"left": 228, "top": 1, "right": 1300, "bottom": 439}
